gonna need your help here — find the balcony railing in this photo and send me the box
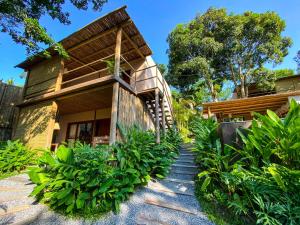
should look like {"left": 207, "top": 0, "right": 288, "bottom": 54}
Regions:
{"left": 60, "top": 53, "right": 173, "bottom": 118}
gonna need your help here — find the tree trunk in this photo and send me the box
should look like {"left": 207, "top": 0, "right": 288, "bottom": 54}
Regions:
{"left": 240, "top": 77, "right": 246, "bottom": 98}
{"left": 244, "top": 76, "right": 248, "bottom": 97}
{"left": 207, "top": 81, "right": 218, "bottom": 102}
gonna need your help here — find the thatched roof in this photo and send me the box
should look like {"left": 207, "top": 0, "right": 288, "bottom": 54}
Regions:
{"left": 16, "top": 6, "right": 152, "bottom": 70}
{"left": 203, "top": 90, "right": 300, "bottom": 116}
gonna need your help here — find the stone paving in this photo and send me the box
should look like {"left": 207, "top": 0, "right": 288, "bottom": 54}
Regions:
{"left": 0, "top": 145, "right": 214, "bottom": 225}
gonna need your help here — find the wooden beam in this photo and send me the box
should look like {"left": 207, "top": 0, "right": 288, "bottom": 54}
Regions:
{"left": 109, "top": 27, "right": 122, "bottom": 145}
{"left": 69, "top": 55, "right": 96, "bottom": 72}
{"left": 155, "top": 88, "right": 160, "bottom": 143}
{"left": 123, "top": 30, "right": 145, "bottom": 59}
{"left": 161, "top": 95, "right": 166, "bottom": 136}
{"left": 67, "top": 19, "right": 131, "bottom": 52}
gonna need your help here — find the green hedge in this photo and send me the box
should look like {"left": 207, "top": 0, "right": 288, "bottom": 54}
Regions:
{"left": 0, "top": 140, "right": 36, "bottom": 176}
{"left": 192, "top": 100, "right": 300, "bottom": 225}
{"left": 28, "top": 126, "right": 180, "bottom": 216}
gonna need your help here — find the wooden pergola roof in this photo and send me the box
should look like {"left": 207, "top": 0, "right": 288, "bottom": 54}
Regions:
{"left": 203, "top": 90, "right": 300, "bottom": 116}
{"left": 16, "top": 6, "right": 152, "bottom": 70}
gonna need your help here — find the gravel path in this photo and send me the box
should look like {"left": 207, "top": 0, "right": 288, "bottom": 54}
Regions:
{"left": 0, "top": 145, "right": 214, "bottom": 225}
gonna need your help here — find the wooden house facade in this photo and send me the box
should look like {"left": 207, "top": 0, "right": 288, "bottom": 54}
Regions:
{"left": 13, "top": 6, "right": 173, "bottom": 150}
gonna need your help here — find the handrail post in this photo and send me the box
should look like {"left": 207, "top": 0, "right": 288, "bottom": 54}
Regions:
{"left": 109, "top": 27, "right": 122, "bottom": 145}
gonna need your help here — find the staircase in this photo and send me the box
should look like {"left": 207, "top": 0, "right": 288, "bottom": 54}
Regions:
{"left": 139, "top": 90, "right": 173, "bottom": 130}
{"left": 0, "top": 145, "right": 214, "bottom": 224}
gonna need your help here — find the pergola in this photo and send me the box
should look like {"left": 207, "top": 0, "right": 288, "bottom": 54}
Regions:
{"left": 203, "top": 90, "right": 300, "bottom": 120}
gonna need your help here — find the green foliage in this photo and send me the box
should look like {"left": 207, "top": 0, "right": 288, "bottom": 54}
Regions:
{"left": 0, "top": 0, "right": 108, "bottom": 56}
{"left": 28, "top": 126, "right": 180, "bottom": 216}
{"left": 0, "top": 140, "right": 36, "bottom": 175}
{"left": 193, "top": 100, "right": 300, "bottom": 224}
{"left": 167, "top": 7, "right": 292, "bottom": 99}
{"left": 172, "top": 91, "right": 197, "bottom": 142}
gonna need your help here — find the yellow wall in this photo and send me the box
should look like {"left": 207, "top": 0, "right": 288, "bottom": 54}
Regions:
{"left": 275, "top": 77, "right": 300, "bottom": 93}
{"left": 57, "top": 108, "right": 111, "bottom": 143}
{"left": 25, "top": 56, "right": 62, "bottom": 99}
{"left": 13, "top": 101, "right": 57, "bottom": 149}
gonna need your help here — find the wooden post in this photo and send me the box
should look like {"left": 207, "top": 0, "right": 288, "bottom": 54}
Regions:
{"left": 155, "top": 88, "right": 160, "bottom": 144}
{"left": 55, "top": 59, "right": 64, "bottom": 91}
{"left": 207, "top": 107, "right": 211, "bottom": 118}
{"left": 109, "top": 27, "right": 122, "bottom": 145}
{"left": 161, "top": 95, "right": 166, "bottom": 137}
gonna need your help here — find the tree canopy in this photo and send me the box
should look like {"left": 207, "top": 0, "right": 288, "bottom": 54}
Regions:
{"left": 0, "top": 0, "right": 108, "bottom": 56}
{"left": 167, "top": 8, "right": 292, "bottom": 100}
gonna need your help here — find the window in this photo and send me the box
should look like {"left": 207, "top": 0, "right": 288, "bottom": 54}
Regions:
{"left": 66, "top": 121, "right": 93, "bottom": 144}
{"left": 66, "top": 119, "right": 111, "bottom": 145}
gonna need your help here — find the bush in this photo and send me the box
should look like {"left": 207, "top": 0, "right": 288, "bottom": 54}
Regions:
{"left": 28, "top": 126, "right": 180, "bottom": 216}
{"left": 193, "top": 100, "right": 300, "bottom": 225}
{"left": 0, "top": 140, "right": 36, "bottom": 176}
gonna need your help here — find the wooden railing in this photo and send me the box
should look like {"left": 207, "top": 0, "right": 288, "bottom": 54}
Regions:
{"left": 59, "top": 54, "right": 173, "bottom": 119}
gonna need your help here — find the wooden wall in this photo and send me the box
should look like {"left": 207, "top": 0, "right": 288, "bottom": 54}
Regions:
{"left": 13, "top": 101, "right": 57, "bottom": 149}
{"left": 117, "top": 86, "right": 154, "bottom": 139}
{"left": 0, "top": 82, "right": 23, "bottom": 142}
{"left": 24, "top": 56, "right": 63, "bottom": 99}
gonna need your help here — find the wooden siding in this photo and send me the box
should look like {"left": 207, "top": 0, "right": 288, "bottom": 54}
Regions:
{"left": 117, "top": 86, "right": 154, "bottom": 139}
{"left": 0, "top": 82, "right": 23, "bottom": 141}
{"left": 13, "top": 101, "right": 57, "bottom": 149}
{"left": 24, "top": 57, "right": 63, "bottom": 99}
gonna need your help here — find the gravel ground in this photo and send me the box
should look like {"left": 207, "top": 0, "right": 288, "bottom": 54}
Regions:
{"left": 0, "top": 146, "right": 214, "bottom": 225}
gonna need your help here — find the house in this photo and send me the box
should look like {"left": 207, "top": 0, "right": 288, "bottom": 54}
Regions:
{"left": 203, "top": 75, "right": 300, "bottom": 121}
{"left": 13, "top": 6, "right": 173, "bottom": 150}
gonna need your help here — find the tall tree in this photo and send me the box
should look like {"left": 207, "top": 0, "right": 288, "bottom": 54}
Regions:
{"left": 222, "top": 10, "right": 292, "bottom": 98}
{"left": 167, "top": 8, "right": 292, "bottom": 100}
{"left": 0, "top": 0, "right": 108, "bottom": 56}
{"left": 167, "top": 9, "right": 228, "bottom": 102}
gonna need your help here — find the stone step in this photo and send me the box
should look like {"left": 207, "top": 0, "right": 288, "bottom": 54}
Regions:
{"left": 171, "top": 165, "right": 198, "bottom": 174}
{"left": 167, "top": 171, "right": 195, "bottom": 181}
{"left": 180, "top": 153, "right": 196, "bottom": 157}
{"left": 144, "top": 197, "right": 198, "bottom": 215}
{"left": 148, "top": 180, "right": 195, "bottom": 196}
{"left": 146, "top": 181, "right": 194, "bottom": 196}
{"left": 175, "top": 160, "right": 195, "bottom": 165}
{"left": 177, "top": 157, "right": 195, "bottom": 162}
{"left": 164, "top": 177, "right": 195, "bottom": 185}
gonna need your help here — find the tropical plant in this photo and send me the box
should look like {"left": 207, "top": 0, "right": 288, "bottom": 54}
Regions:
{"left": 28, "top": 126, "right": 180, "bottom": 216}
{"left": 0, "top": 140, "right": 36, "bottom": 175}
{"left": 0, "top": 0, "right": 108, "bottom": 56}
{"left": 193, "top": 100, "right": 300, "bottom": 224}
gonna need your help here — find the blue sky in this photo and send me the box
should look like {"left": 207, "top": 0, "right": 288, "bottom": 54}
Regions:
{"left": 1, "top": 0, "right": 300, "bottom": 85}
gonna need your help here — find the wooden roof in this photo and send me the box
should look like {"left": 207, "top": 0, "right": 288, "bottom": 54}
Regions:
{"left": 203, "top": 90, "right": 300, "bottom": 115}
{"left": 16, "top": 6, "right": 152, "bottom": 70}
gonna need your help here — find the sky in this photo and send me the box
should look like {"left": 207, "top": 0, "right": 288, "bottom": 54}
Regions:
{"left": 1, "top": 0, "right": 300, "bottom": 85}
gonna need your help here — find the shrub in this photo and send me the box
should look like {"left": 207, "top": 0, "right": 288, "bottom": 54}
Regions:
{"left": 193, "top": 100, "right": 300, "bottom": 225}
{"left": 28, "top": 126, "right": 179, "bottom": 216}
{"left": 0, "top": 140, "right": 36, "bottom": 175}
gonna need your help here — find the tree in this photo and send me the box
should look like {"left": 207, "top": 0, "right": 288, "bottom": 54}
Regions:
{"left": 0, "top": 0, "right": 108, "bottom": 56}
{"left": 167, "top": 9, "right": 228, "bottom": 102}
{"left": 273, "top": 69, "right": 294, "bottom": 78}
{"left": 167, "top": 8, "right": 292, "bottom": 100}
{"left": 222, "top": 10, "right": 292, "bottom": 98}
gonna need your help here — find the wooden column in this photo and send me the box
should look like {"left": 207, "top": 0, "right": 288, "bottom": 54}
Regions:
{"left": 55, "top": 59, "right": 64, "bottom": 91}
{"left": 155, "top": 88, "right": 160, "bottom": 143}
{"left": 207, "top": 107, "right": 211, "bottom": 118}
{"left": 109, "top": 27, "right": 122, "bottom": 145}
{"left": 161, "top": 95, "right": 166, "bottom": 137}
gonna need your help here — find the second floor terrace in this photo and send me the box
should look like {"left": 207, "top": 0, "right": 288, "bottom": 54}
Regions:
{"left": 17, "top": 6, "right": 172, "bottom": 110}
